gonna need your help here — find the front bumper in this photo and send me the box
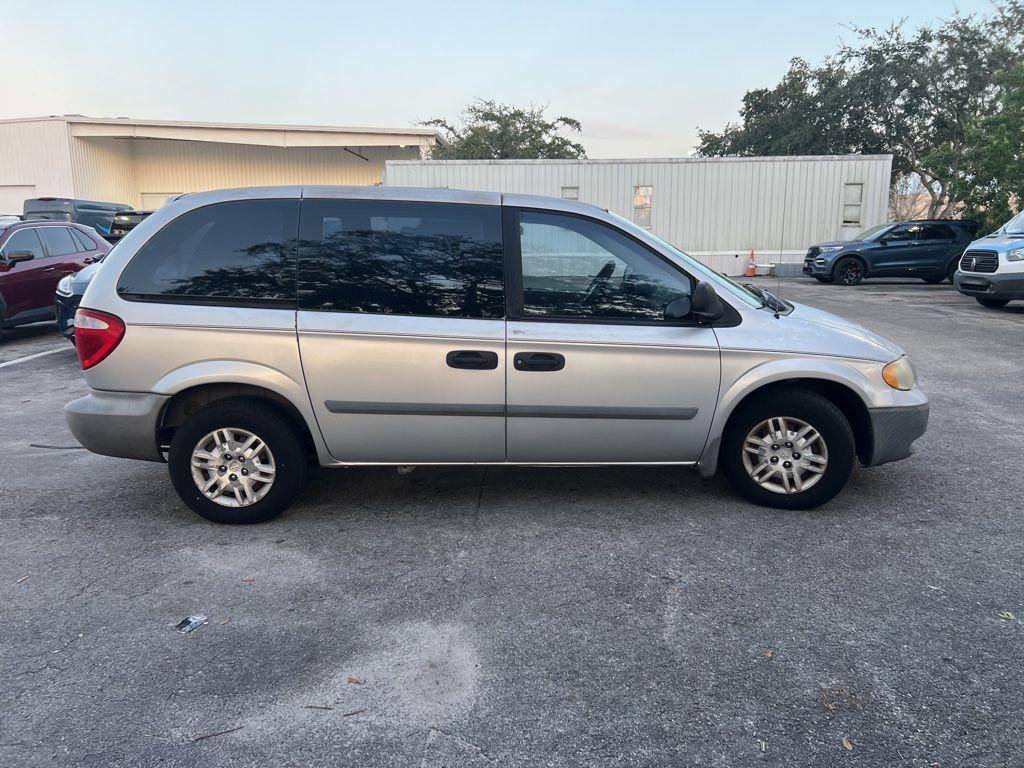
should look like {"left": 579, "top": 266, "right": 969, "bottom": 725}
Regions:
{"left": 54, "top": 292, "right": 81, "bottom": 339}
{"left": 863, "top": 402, "right": 929, "bottom": 466}
{"left": 954, "top": 272, "right": 1024, "bottom": 301}
{"left": 802, "top": 257, "right": 834, "bottom": 276}
{"left": 65, "top": 390, "right": 170, "bottom": 462}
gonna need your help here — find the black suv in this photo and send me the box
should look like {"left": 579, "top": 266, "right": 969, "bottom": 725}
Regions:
{"left": 803, "top": 219, "right": 979, "bottom": 286}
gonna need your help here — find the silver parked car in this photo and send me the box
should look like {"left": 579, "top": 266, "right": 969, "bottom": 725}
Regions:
{"left": 65, "top": 186, "right": 928, "bottom": 523}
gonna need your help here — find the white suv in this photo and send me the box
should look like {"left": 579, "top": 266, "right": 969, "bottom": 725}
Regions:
{"left": 954, "top": 211, "right": 1024, "bottom": 308}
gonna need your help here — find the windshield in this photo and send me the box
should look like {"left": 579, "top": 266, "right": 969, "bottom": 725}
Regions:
{"left": 1003, "top": 211, "right": 1024, "bottom": 234}
{"left": 854, "top": 223, "right": 893, "bottom": 241}
{"left": 606, "top": 212, "right": 763, "bottom": 308}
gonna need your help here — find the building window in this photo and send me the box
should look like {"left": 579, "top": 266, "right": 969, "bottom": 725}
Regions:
{"left": 633, "top": 185, "right": 653, "bottom": 228}
{"left": 842, "top": 183, "right": 863, "bottom": 225}
{"left": 560, "top": 186, "right": 579, "bottom": 200}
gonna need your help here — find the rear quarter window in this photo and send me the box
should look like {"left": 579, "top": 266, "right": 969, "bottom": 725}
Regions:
{"left": 117, "top": 200, "right": 299, "bottom": 304}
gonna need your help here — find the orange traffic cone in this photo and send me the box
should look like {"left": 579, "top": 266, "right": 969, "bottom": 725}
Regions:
{"left": 745, "top": 250, "right": 756, "bottom": 278}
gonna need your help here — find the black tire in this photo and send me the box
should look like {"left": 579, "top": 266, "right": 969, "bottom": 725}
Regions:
{"left": 976, "top": 297, "right": 1010, "bottom": 308}
{"left": 946, "top": 260, "right": 959, "bottom": 283}
{"left": 813, "top": 275, "right": 833, "bottom": 284}
{"left": 832, "top": 256, "right": 865, "bottom": 286}
{"left": 720, "top": 388, "right": 856, "bottom": 510}
{"left": 168, "top": 398, "right": 307, "bottom": 524}
{"left": 922, "top": 275, "right": 945, "bottom": 284}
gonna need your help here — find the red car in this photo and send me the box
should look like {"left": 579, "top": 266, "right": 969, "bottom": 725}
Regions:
{"left": 0, "top": 221, "right": 110, "bottom": 330}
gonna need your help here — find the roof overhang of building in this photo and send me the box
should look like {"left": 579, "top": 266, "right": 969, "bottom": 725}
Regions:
{"left": 65, "top": 117, "right": 437, "bottom": 149}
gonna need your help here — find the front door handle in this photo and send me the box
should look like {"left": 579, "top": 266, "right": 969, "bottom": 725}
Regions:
{"left": 514, "top": 352, "right": 565, "bottom": 372}
{"left": 41, "top": 266, "right": 58, "bottom": 272}
{"left": 446, "top": 350, "right": 499, "bottom": 370}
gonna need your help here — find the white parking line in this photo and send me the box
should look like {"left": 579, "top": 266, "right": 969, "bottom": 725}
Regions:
{"left": 0, "top": 346, "right": 73, "bottom": 369}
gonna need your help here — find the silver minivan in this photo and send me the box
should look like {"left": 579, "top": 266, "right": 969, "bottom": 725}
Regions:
{"left": 65, "top": 186, "right": 929, "bottom": 524}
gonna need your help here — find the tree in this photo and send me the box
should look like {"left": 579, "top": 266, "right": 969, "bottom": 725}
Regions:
{"left": 696, "top": 2, "right": 1024, "bottom": 218}
{"left": 422, "top": 100, "right": 586, "bottom": 160}
{"left": 958, "top": 63, "right": 1024, "bottom": 231}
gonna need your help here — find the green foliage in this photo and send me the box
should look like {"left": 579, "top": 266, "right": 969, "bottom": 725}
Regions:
{"left": 960, "top": 63, "right": 1024, "bottom": 231}
{"left": 422, "top": 100, "right": 586, "bottom": 160}
{"left": 696, "top": 2, "right": 1024, "bottom": 218}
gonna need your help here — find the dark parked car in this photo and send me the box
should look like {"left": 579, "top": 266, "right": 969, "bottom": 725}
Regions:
{"left": 0, "top": 221, "right": 109, "bottom": 329}
{"left": 23, "top": 197, "right": 132, "bottom": 238}
{"left": 803, "top": 219, "right": 980, "bottom": 286}
{"left": 107, "top": 210, "right": 154, "bottom": 242}
{"left": 55, "top": 257, "right": 106, "bottom": 340}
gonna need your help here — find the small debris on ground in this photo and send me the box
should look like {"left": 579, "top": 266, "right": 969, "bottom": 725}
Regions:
{"left": 842, "top": 737, "right": 854, "bottom": 751}
{"left": 997, "top": 610, "right": 1016, "bottom": 621}
{"left": 347, "top": 676, "right": 363, "bottom": 684}
{"left": 342, "top": 708, "right": 366, "bottom": 717}
{"left": 304, "top": 705, "right": 334, "bottom": 711}
{"left": 175, "top": 615, "right": 208, "bottom": 634}
{"left": 763, "top": 649, "right": 773, "bottom": 660}
{"left": 16, "top": 575, "right": 29, "bottom": 584}
{"left": 242, "top": 577, "right": 255, "bottom": 584}
{"left": 819, "top": 687, "right": 858, "bottom": 712}
{"left": 191, "top": 726, "right": 243, "bottom": 742}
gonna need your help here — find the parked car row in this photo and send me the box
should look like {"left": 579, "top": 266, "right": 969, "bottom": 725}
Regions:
{"left": 0, "top": 200, "right": 155, "bottom": 336}
{"left": 804, "top": 213, "right": 1023, "bottom": 309}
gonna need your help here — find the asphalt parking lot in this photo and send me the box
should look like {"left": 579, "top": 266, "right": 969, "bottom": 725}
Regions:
{"left": 2, "top": 277, "right": 1022, "bottom": 767}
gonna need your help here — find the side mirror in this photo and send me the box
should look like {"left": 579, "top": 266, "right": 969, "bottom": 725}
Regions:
{"left": 5, "top": 250, "right": 35, "bottom": 265}
{"left": 691, "top": 281, "right": 724, "bottom": 323}
{"left": 664, "top": 296, "right": 691, "bottom": 320}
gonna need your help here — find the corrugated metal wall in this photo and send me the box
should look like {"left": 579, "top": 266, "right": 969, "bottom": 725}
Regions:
{"left": 131, "top": 140, "right": 420, "bottom": 204}
{"left": 385, "top": 156, "right": 893, "bottom": 274}
{"left": 0, "top": 120, "right": 75, "bottom": 213}
{"left": 69, "top": 137, "right": 137, "bottom": 206}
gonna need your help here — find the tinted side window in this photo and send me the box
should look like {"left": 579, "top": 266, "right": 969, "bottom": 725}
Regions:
{"left": 38, "top": 226, "right": 78, "bottom": 256}
{"left": 884, "top": 225, "right": 919, "bottom": 242}
{"left": 118, "top": 200, "right": 299, "bottom": 303}
{"left": 920, "top": 224, "right": 955, "bottom": 240}
{"left": 71, "top": 228, "right": 98, "bottom": 252}
{"left": 2, "top": 228, "right": 45, "bottom": 260}
{"left": 517, "top": 210, "right": 692, "bottom": 322}
{"left": 298, "top": 199, "right": 504, "bottom": 319}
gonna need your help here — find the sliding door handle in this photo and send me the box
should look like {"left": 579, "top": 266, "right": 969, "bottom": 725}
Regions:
{"left": 514, "top": 352, "right": 565, "bottom": 372}
{"left": 446, "top": 350, "right": 499, "bottom": 370}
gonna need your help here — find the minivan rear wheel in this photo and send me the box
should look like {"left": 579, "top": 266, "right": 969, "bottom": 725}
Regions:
{"left": 720, "top": 389, "right": 856, "bottom": 510}
{"left": 975, "top": 297, "right": 1010, "bottom": 308}
{"left": 168, "top": 398, "right": 307, "bottom": 524}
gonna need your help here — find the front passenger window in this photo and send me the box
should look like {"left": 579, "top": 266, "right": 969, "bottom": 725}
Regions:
{"left": 517, "top": 211, "right": 692, "bottom": 322}
{"left": 1, "top": 228, "right": 46, "bottom": 260}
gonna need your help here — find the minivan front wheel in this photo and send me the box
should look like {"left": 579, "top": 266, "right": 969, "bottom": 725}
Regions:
{"left": 721, "top": 389, "right": 856, "bottom": 510}
{"left": 168, "top": 398, "right": 307, "bottom": 524}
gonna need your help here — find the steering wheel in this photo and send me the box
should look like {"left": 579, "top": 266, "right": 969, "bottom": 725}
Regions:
{"left": 580, "top": 260, "right": 617, "bottom": 305}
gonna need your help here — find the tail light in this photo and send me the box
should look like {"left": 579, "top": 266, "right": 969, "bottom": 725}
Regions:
{"left": 74, "top": 309, "right": 125, "bottom": 369}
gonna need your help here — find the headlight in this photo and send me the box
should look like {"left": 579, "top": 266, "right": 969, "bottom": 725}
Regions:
{"left": 1007, "top": 248, "right": 1024, "bottom": 262}
{"left": 56, "top": 275, "right": 73, "bottom": 296}
{"left": 819, "top": 245, "right": 844, "bottom": 252}
{"left": 882, "top": 357, "right": 916, "bottom": 391}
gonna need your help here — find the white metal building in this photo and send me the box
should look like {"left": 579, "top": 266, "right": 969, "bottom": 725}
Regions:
{"left": 385, "top": 156, "right": 893, "bottom": 274}
{"left": 0, "top": 115, "right": 439, "bottom": 214}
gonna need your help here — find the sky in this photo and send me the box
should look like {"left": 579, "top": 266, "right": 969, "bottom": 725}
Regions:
{"left": 0, "top": 0, "right": 997, "bottom": 157}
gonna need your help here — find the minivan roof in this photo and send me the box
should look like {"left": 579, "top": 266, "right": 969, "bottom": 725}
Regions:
{"left": 165, "top": 185, "right": 608, "bottom": 217}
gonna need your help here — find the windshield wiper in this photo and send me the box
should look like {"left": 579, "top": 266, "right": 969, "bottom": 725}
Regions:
{"left": 743, "top": 283, "right": 788, "bottom": 312}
